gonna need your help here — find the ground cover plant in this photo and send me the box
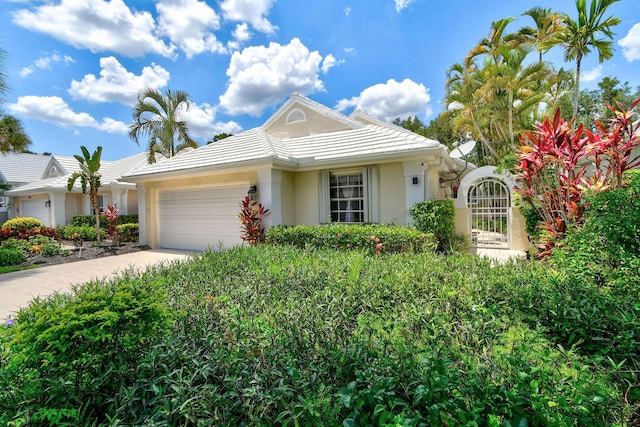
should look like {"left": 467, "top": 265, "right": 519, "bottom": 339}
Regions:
{"left": 1, "top": 243, "right": 636, "bottom": 426}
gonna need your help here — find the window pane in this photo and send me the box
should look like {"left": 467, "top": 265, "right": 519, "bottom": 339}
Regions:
{"left": 329, "top": 172, "right": 365, "bottom": 223}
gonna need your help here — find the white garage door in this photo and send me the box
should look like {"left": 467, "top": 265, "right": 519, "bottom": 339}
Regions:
{"left": 157, "top": 185, "right": 246, "bottom": 251}
{"left": 20, "top": 200, "right": 51, "bottom": 227}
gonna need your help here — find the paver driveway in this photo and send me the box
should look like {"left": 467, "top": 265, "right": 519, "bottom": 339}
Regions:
{"left": 1, "top": 249, "right": 191, "bottom": 321}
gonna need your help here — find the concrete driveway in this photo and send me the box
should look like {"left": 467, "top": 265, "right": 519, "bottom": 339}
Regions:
{"left": 1, "top": 249, "right": 192, "bottom": 321}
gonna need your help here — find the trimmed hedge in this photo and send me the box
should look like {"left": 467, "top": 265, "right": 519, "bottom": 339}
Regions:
{"left": 116, "top": 223, "right": 139, "bottom": 243}
{"left": 1, "top": 217, "right": 44, "bottom": 230}
{"left": 70, "top": 214, "right": 138, "bottom": 228}
{"left": 266, "top": 223, "right": 437, "bottom": 253}
{"left": 59, "top": 225, "right": 105, "bottom": 241}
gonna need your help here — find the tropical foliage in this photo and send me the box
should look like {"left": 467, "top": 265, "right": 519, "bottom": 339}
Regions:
{"left": 67, "top": 146, "right": 103, "bottom": 246}
{"left": 0, "top": 115, "right": 32, "bottom": 153}
{"left": 129, "top": 88, "right": 198, "bottom": 164}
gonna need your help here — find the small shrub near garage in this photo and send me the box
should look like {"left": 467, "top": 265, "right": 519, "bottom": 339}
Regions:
{"left": 0, "top": 247, "right": 26, "bottom": 266}
{"left": 116, "top": 223, "right": 139, "bottom": 242}
{"left": 1, "top": 217, "right": 44, "bottom": 230}
{"left": 59, "top": 225, "right": 105, "bottom": 242}
{"left": 266, "top": 223, "right": 437, "bottom": 253}
{"left": 70, "top": 214, "right": 138, "bottom": 228}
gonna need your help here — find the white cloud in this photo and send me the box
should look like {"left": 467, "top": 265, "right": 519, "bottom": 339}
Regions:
{"left": 12, "top": 0, "right": 175, "bottom": 58}
{"left": 68, "top": 57, "right": 170, "bottom": 105}
{"left": 219, "top": 38, "right": 326, "bottom": 116}
{"left": 180, "top": 103, "right": 243, "bottom": 139}
{"left": 156, "top": 0, "right": 226, "bottom": 58}
{"left": 335, "top": 78, "right": 432, "bottom": 121}
{"left": 581, "top": 65, "right": 602, "bottom": 83}
{"left": 20, "top": 52, "right": 74, "bottom": 78}
{"left": 8, "top": 95, "right": 128, "bottom": 133}
{"left": 394, "top": 0, "right": 416, "bottom": 12}
{"left": 619, "top": 23, "right": 640, "bottom": 61}
{"left": 345, "top": 6, "right": 352, "bottom": 16}
{"left": 321, "top": 54, "right": 343, "bottom": 73}
{"left": 220, "top": 0, "right": 277, "bottom": 34}
{"left": 227, "top": 23, "right": 252, "bottom": 51}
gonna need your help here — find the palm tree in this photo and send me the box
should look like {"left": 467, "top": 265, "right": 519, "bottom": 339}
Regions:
{"left": 0, "top": 115, "right": 32, "bottom": 153}
{"left": 445, "top": 62, "right": 498, "bottom": 163}
{"left": 67, "top": 146, "right": 103, "bottom": 245}
{"left": 483, "top": 45, "right": 550, "bottom": 149}
{"left": 129, "top": 88, "right": 198, "bottom": 164}
{"left": 465, "top": 17, "right": 519, "bottom": 68}
{"left": 519, "top": 7, "right": 565, "bottom": 63}
{"left": 0, "top": 44, "right": 8, "bottom": 105}
{"left": 544, "top": 0, "right": 621, "bottom": 120}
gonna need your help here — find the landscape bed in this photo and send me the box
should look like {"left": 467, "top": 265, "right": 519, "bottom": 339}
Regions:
{"left": 0, "top": 245, "right": 637, "bottom": 426}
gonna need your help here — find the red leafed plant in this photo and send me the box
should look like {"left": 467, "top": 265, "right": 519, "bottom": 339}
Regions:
{"left": 104, "top": 205, "right": 121, "bottom": 246}
{"left": 238, "top": 196, "right": 270, "bottom": 246}
{"left": 516, "top": 99, "right": 640, "bottom": 257}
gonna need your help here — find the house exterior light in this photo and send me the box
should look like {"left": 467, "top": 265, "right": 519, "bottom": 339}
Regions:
{"left": 248, "top": 185, "right": 257, "bottom": 201}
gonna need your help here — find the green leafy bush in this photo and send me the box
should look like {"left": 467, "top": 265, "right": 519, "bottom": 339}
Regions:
{"left": 4, "top": 272, "right": 174, "bottom": 421}
{"left": 59, "top": 225, "right": 105, "bottom": 241}
{"left": 70, "top": 214, "right": 138, "bottom": 228}
{"left": 266, "top": 223, "right": 437, "bottom": 253}
{"left": 0, "top": 246, "right": 634, "bottom": 425}
{"left": 1, "top": 217, "right": 44, "bottom": 230}
{"left": 408, "top": 200, "right": 456, "bottom": 252}
{"left": 0, "top": 248, "right": 26, "bottom": 266}
{"left": 116, "top": 223, "right": 139, "bottom": 242}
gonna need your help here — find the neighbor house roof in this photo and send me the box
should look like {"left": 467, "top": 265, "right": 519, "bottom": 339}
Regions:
{"left": 4, "top": 153, "right": 149, "bottom": 196}
{"left": 0, "top": 152, "right": 53, "bottom": 184}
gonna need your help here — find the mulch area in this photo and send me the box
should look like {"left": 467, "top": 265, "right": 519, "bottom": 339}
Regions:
{"left": 21, "top": 241, "right": 149, "bottom": 267}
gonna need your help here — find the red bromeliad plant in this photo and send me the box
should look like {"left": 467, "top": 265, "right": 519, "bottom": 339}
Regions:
{"left": 516, "top": 99, "right": 640, "bottom": 257}
{"left": 238, "top": 196, "right": 270, "bottom": 246}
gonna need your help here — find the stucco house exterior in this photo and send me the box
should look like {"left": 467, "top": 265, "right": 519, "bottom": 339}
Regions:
{"left": 122, "top": 93, "right": 474, "bottom": 251}
{"left": 4, "top": 152, "right": 147, "bottom": 227}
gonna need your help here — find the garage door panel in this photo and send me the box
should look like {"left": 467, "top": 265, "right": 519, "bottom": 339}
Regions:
{"left": 157, "top": 185, "right": 246, "bottom": 251}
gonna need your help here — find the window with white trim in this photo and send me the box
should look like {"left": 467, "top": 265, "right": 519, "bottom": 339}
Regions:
{"left": 330, "top": 173, "right": 364, "bottom": 223}
{"left": 92, "top": 194, "right": 107, "bottom": 215}
{"left": 319, "top": 167, "right": 379, "bottom": 224}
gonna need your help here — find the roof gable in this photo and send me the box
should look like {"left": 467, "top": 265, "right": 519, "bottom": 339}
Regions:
{"left": 0, "top": 152, "right": 52, "bottom": 184}
{"left": 263, "top": 93, "right": 363, "bottom": 138}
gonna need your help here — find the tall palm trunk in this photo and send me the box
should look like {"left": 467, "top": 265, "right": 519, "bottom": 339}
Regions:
{"left": 572, "top": 56, "right": 582, "bottom": 121}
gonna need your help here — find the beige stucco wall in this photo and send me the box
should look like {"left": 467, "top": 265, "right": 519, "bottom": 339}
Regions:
{"left": 142, "top": 171, "right": 256, "bottom": 249}
{"left": 64, "top": 193, "right": 84, "bottom": 223}
{"left": 455, "top": 207, "right": 470, "bottom": 236}
{"left": 281, "top": 171, "right": 295, "bottom": 225}
{"left": 267, "top": 104, "right": 353, "bottom": 138}
{"left": 378, "top": 162, "right": 405, "bottom": 225}
{"left": 510, "top": 207, "right": 529, "bottom": 251}
{"left": 293, "top": 171, "right": 319, "bottom": 225}
{"left": 127, "top": 190, "right": 138, "bottom": 216}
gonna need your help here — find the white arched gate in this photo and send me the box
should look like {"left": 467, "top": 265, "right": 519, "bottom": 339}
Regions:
{"left": 467, "top": 178, "right": 510, "bottom": 248}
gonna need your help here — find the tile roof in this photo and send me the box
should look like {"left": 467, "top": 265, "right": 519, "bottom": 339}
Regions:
{"left": 5, "top": 152, "right": 146, "bottom": 195}
{"left": 0, "top": 152, "right": 52, "bottom": 184}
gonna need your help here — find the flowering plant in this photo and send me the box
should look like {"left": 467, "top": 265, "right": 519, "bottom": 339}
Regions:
{"left": 104, "top": 205, "right": 121, "bottom": 246}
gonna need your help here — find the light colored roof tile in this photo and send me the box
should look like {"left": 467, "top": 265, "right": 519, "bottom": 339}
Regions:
{"left": 0, "top": 153, "right": 52, "bottom": 184}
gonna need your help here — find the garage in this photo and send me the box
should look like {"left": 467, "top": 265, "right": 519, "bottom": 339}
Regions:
{"left": 157, "top": 185, "right": 247, "bottom": 251}
{"left": 20, "top": 199, "right": 51, "bottom": 227}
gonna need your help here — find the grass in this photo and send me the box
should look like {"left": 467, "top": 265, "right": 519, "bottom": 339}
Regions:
{"left": 0, "top": 265, "right": 39, "bottom": 274}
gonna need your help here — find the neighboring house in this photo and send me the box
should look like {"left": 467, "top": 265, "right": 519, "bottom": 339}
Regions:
{"left": 0, "top": 152, "right": 53, "bottom": 226}
{"left": 122, "top": 93, "right": 474, "bottom": 251}
{"left": 4, "top": 152, "right": 148, "bottom": 227}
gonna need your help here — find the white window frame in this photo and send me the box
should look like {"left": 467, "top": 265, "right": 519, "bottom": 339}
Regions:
{"left": 91, "top": 194, "right": 107, "bottom": 215}
{"left": 319, "top": 166, "right": 379, "bottom": 224}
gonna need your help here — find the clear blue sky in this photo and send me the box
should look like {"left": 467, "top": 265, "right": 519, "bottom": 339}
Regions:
{"left": 1, "top": 0, "right": 638, "bottom": 160}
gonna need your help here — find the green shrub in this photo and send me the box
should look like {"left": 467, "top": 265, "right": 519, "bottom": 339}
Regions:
{"left": 266, "top": 223, "right": 437, "bottom": 253}
{"left": 0, "top": 237, "right": 31, "bottom": 254}
{"left": 0, "top": 248, "right": 26, "bottom": 266}
{"left": 408, "top": 200, "right": 455, "bottom": 252}
{"left": 70, "top": 214, "right": 138, "bottom": 228}
{"left": 1, "top": 217, "right": 44, "bottom": 230}
{"left": 5, "top": 272, "right": 175, "bottom": 420}
{"left": 59, "top": 225, "right": 105, "bottom": 241}
{"left": 116, "top": 223, "right": 139, "bottom": 242}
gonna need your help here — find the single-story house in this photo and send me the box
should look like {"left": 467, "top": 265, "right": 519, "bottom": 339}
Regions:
{"left": 0, "top": 152, "right": 54, "bottom": 225}
{"left": 122, "top": 93, "right": 474, "bottom": 251}
{"left": 4, "top": 152, "right": 147, "bottom": 227}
